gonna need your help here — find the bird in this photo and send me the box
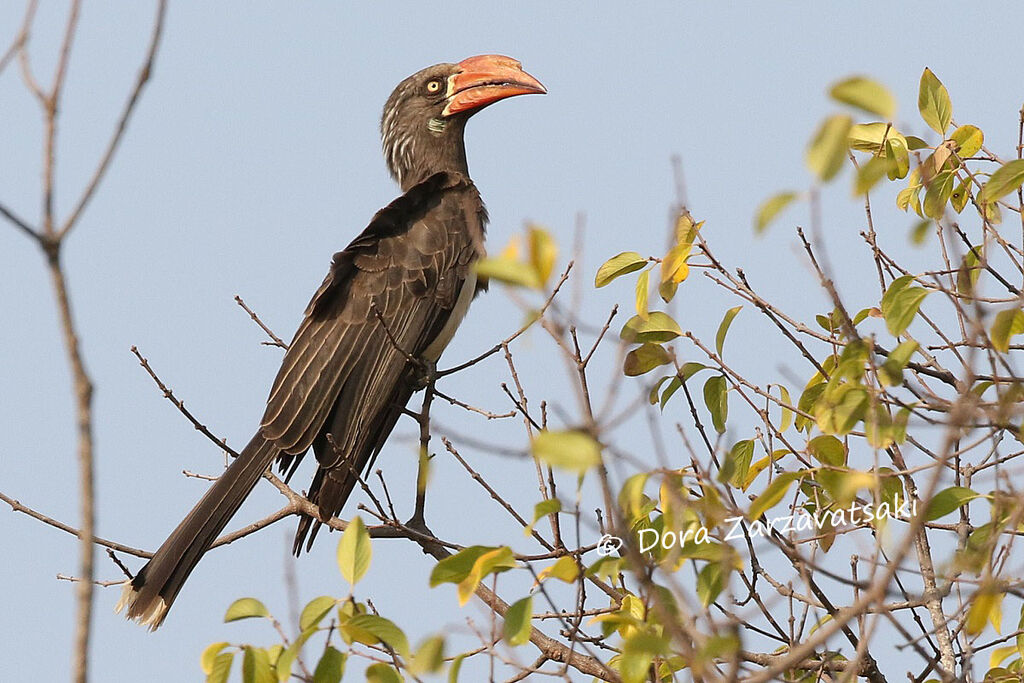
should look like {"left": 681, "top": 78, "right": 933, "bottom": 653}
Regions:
{"left": 118, "top": 55, "right": 545, "bottom": 629}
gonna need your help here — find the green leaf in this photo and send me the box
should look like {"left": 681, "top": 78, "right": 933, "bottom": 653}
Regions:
{"left": 299, "top": 596, "right": 337, "bottom": 631}
{"left": 410, "top": 635, "right": 446, "bottom": 675}
{"left": 716, "top": 305, "right": 742, "bottom": 356}
{"left": 620, "top": 633, "right": 669, "bottom": 683}
{"left": 623, "top": 343, "right": 671, "bottom": 376}
{"left": 754, "top": 191, "right": 799, "bottom": 233}
{"left": 242, "top": 647, "right": 275, "bottom": 683}
{"left": 474, "top": 257, "right": 541, "bottom": 289}
{"left": 532, "top": 429, "right": 602, "bottom": 473}
{"left": 918, "top": 68, "right": 952, "bottom": 135}
{"left": 697, "top": 562, "right": 727, "bottom": 607}
{"left": 447, "top": 654, "right": 466, "bottom": 683}
{"left": 224, "top": 597, "right": 269, "bottom": 622}
{"left": 703, "top": 374, "right": 728, "bottom": 433}
{"left": 312, "top": 646, "right": 345, "bottom": 683}
{"left": 880, "top": 275, "right": 930, "bottom": 336}
{"left": 979, "top": 159, "right": 1024, "bottom": 205}
{"left": 524, "top": 498, "right": 561, "bottom": 537}
{"left": 854, "top": 155, "right": 889, "bottom": 195}
{"left": 275, "top": 628, "right": 316, "bottom": 682}
{"left": 620, "top": 311, "right": 682, "bottom": 343}
{"left": 207, "top": 652, "right": 234, "bottom": 683}
{"left": 365, "top": 663, "right": 401, "bottom": 683}
{"left": 344, "top": 614, "right": 410, "bottom": 660}
{"left": 991, "top": 308, "right": 1024, "bottom": 353}
{"left": 808, "top": 435, "right": 846, "bottom": 467}
{"left": 806, "top": 114, "right": 853, "bottom": 181}
{"left": 925, "top": 486, "right": 980, "bottom": 520}
{"left": 635, "top": 268, "right": 650, "bottom": 319}
{"left": 879, "top": 340, "right": 919, "bottom": 386}
{"left": 381, "top": 665, "right": 417, "bottom": 683}
{"left": 202, "top": 643, "right": 231, "bottom": 675}
{"left": 503, "top": 596, "right": 533, "bottom": 646}
{"left": 923, "top": 171, "right": 955, "bottom": 219}
{"left": 829, "top": 76, "right": 896, "bottom": 118}
{"left": 748, "top": 472, "right": 801, "bottom": 521}
{"left": 885, "top": 138, "right": 910, "bottom": 180}
{"left": 718, "top": 439, "right": 754, "bottom": 487}
{"left": 338, "top": 515, "right": 372, "bottom": 586}
{"left": 595, "top": 251, "right": 647, "bottom": 287}
{"left": 950, "top": 177, "right": 971, "bottom": 214}
{"left": 951, "top": 124, "right": 984, "bottom": 158}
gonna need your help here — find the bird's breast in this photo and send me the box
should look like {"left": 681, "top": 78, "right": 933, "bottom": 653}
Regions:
{"left": 422, "top": 269, "right": 477, "bottom": 362}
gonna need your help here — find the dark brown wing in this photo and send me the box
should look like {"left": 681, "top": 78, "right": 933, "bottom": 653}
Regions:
{"left": 258, "top": 172, "right": 484, "bottom": 545}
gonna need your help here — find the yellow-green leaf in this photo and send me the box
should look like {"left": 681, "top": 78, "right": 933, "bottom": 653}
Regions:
{"left": 456, "top": 547, "right": 517, "bottom": 605}
{"left": 201, "top": 642, "right": 231, "bottom": 675}
{"left": 979, "top": 159, "right": 1024, "bottom": 205}
{"left": 806, "top": 114, "right": 853, "bottom": 181}
{"left": 754, "top": 191, "right": 798, "bottom": 233}
{"left": 475, "top": 256, "right": 541, "bottom": 289}
{"left": 879, "top": 340, "right": 919, "bottom": 386}
{"left": 337, "top": 516, "right": 372, "bottom": 586}
{"left": 430, "top": 546, "right": 494, "bottom": 587}
{"left": 528, "top": 225, "right": 557, "bottom": 286}
{"left": 716, "top": 306, "right": 742, "bottom": 357}
{"left": 808, "top": 435, "right": 845, "bottom": 467}
{"left": 595, "top": 251, "right": 647, "bottom": 287}
{"left": 635, "top": 268, "right": 650, "bottom": 319}
{"left": 620, "top": 311, "right": 682, "bottom": 343}
{"left": 206, "top": 652, "right": 234, "bottom": 683}
{"left": 951, "top": 124, "right": 984, "bottom": 158}
{"left": 966, "top": 588, "right": 1004, "bottom": 636}
{"left": 918, "top": 68, "right": 952, "bottom": 135}
{"left": 410, "top": 635, "right": 445, "bottom": 675}
{"left": 829, "top": 76, "right": 895, "bottom": 118}
{"left": 748, "top": 472, "right": 801, "bottom": 521}
{"left": 661, "top": 243, "right": 692, "bottom": 284}
{"left": 224, "top": 597, "right": 269, "bottom": 622}
{"left": 538, "top": 555, "right": 579, "bottom": 583}
{"left": 532, "top": 429, "right": 602, "bottom": 473}
{"left": 242, "top": 647, "right": 275, "bottom": 683}
{"left": 504, "top": 596, "right": 533, "bottom": 646}
{"left": 991, "top": 308, "right": 1024, "bottom": 353}
{"left": 299, "top": 596, "right": 337, "bottom": 632}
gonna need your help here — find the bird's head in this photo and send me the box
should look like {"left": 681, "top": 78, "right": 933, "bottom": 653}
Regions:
{"left": 381, "top": 55, "right": 545, "bottom": 189}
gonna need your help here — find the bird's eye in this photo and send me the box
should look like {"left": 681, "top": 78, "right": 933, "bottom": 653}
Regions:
{"left": 425, "top": 79, "right": 442, "bottom": 95}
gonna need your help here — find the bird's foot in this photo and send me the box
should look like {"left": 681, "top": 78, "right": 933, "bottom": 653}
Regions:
{"left": 410, "top": 357, "right": 437, "bottom": 391}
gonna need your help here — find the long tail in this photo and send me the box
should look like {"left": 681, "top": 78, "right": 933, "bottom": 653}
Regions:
{"left": 117, "top": 433, "right": 279, "bottom": 629}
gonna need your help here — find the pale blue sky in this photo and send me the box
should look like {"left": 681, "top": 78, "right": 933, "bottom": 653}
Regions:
{"left": 2, "top": 2, "right": 1023, "bottom": 681}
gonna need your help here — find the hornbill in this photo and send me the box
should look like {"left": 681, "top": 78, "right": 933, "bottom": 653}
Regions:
{"left": 118, "top": 55, "right": 545, "bottom": 629}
